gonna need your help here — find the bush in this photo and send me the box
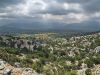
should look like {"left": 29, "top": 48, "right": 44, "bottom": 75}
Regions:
{"left": 85, "top": 69, "right": 92, "bottom": 75}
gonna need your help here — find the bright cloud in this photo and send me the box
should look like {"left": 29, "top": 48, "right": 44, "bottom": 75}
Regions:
{"left": 63, "top": 3, "right": 82, "bottom": 11}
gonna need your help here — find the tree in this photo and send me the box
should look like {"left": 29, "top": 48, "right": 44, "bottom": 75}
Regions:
{"left": 27, "top": 41, "right": 31, "bottom": 50}
{"left": 21, "top": 47, "right": 29, "bottom": 53}
{"left": 78, "top": 61, "right": 82, "bottom": 69}
{"left": 85, "top": 59, "right": 94, "bottom": 68}
{"left": 67, "top": 70, "right": 77, "bottom": 75}
{"left": 92, "top": 57, "right": 100, "bottom": 64}
{"left": 85, "top": 69, "right": 92, "bottom": 75}
{"left": 0, "top": 37, "right": 3, "bottom": 41}
{"left": 32, "top": 61, "right": 43, "bottom": 73}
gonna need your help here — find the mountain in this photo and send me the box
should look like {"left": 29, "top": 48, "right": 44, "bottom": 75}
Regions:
{"left": 0, "top": 20, "right": 100, "bottom": 33}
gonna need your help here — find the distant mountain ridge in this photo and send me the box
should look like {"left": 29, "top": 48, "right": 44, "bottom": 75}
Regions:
{"left": 0, "top": 20, "right": 100, "bottom": 33}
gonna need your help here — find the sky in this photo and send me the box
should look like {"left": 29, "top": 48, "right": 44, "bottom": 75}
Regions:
{"left": 0, "top": 0, "right": 100, "bottom": 31}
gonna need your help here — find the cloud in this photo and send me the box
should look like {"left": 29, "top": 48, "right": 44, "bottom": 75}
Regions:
{"left": 0, "top": 0, "right": 100, "bottom": 28}
{"left": 0, "top": 0, "right": 21, "bottom": 7}
{"left": 83, "top": 0, "right": 100, "bottom": 13}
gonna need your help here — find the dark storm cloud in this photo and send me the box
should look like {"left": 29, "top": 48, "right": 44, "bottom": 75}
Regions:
{"left": 0, "top": 0, "right": 100, "bottom": 28}
{"left": 0, "top": 0, "right": 21, "bottom": 7}
{"left": 55, "top": 0, "right": 91, "bottom": 3}
{"left": 83, "top": 0, "right": 100, "bottom": 13}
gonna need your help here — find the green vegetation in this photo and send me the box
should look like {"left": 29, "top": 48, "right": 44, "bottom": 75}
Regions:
{"left": 0, "top": 32, "right": 100, "bottom": 75}
{"left": 85, "top": 69, "right": 92, "bottom": 75}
